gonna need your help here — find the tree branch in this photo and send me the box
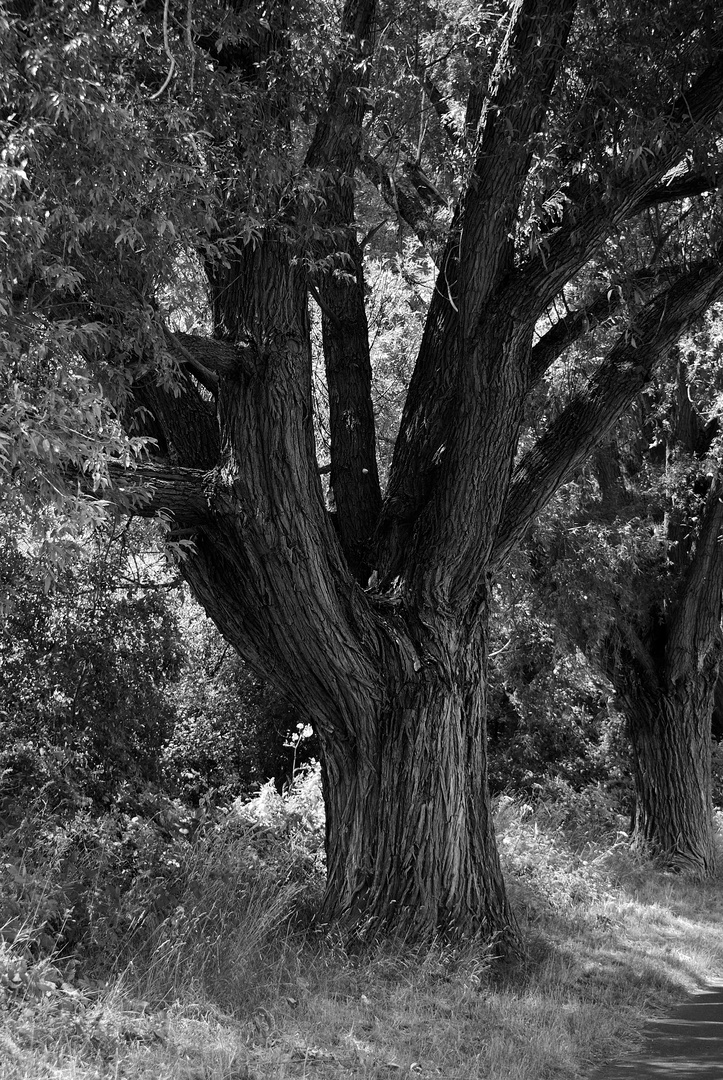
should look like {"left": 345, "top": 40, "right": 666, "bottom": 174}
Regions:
{"left": 170, "top": 331, "right": 248, "bottom": 380}
{"left": 360, "top": 152, "right": 448, "bottom": 264}
{"left": 304, "top": 0, "right": 382, "bottom": 580}
{"left": 420, "top": 73, "right": 462, "bottom": 149}
{"left": 529, "top": 268, "right": 683, "bottom": 384}
{"left": 610, "top": 619, "right": 661, "bottom": 695}
{"left": 633, "top": 169, "right": 719, "bottom": 214}
{"left": 530, "top": 292, "right": 621, "bottom": 385}
{"left": 510, "top": 48, "right": 723, "bottom": 323}
{"left": 493, "top": 254, "right": 723, "bottom": 566}
{"left": 667, "top": 475, "right": 723, "bottom": 683}
{"left": 377, "top": 2, "right": 577, "bottom": 591}
{"left": 664, "top": 354, "right": 720, "bottom": 575}
{"left": 106, "top": 461, "right": 210, "bottom": 523}
{"left": 375, "top": 240, "right": 459, "bottom": 580}
{"left": 131, "top": 363, "right": 220, "bottom": 470}
{"left": 460, "top": 0, "right": 577, "bottom": 310}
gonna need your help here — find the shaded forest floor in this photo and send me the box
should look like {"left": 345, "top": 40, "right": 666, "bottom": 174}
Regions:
{"left": 2, "top": 774, "right": 723, "bottom": 1080}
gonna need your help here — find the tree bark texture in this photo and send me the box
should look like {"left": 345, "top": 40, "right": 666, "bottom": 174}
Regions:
{"left": 623, "top": 672, "right": 716, "bottom": 877}
{"left": 320, "top": 610, "right": 514, "bottom": 940}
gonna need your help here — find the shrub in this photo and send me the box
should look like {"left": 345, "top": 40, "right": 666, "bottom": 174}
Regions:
{"left": 160, "top": 598, "right": 318, "bottom": 804}
{"left": 0, "top": 525, "right": 182, "bottom": 817}
{"left": 0, "top": 765, "right": 326, "bottom": 1004}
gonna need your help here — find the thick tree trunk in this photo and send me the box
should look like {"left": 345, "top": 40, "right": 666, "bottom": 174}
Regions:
{"left": 182, "top": 490, "right": 516, "bottom": 940}
{"left": 303, "top": 0, "right": 381, "bottom": 583}
{"left": 181, "top": 519, "right": 517, "bottom": 941}
{"left": 624, "top": 665, "right": 717, "bottom": 877}
{"left": 319, "top": 612, "right": 516, "bottom": 943}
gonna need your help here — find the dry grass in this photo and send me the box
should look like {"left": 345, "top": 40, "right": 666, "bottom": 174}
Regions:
{"left": 2, "top": 793, "right": 723, "bottom": 1080}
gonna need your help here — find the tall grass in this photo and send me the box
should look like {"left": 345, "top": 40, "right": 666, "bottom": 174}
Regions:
{"left": 1, "top": 774, "right": 722, "bottom": 1080}
{"left": 122, "top": 830, "right": 306, "bottom": 1008}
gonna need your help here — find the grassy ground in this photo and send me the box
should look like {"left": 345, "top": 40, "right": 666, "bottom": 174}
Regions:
{"left": 2, "top": 780, "right": 723, "bottom": 1080}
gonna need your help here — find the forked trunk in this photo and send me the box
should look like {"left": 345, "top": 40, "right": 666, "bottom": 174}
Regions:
{"left": 128, "top": 0, "right": 723, "bottom": 939}
{"left": 185, "top": 510, "right": 517, "bottom": 940}
{"left": 624, "top": 669, "right": 716, "bottom": 877}
{"left": 173, "top": 236, "right": 517, "bottom": 943}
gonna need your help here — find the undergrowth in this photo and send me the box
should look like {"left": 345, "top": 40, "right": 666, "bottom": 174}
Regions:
{"left": 1, "top": 769, "right": 722, "bottom": 1080}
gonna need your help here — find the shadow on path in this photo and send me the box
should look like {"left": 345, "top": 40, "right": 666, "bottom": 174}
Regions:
{"left": 589, "top": 981, "right": 723, "bottom": 1078}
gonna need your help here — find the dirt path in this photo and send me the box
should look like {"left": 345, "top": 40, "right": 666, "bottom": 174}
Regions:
{"left": 589, "top": 980, "right": 723, "bottom": 1078}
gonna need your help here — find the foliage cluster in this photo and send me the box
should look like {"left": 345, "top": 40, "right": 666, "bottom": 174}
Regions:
{"left": 0, "top": 515, "right": 323, "bottom": 999}
{"left": 0, "top": 520, "right": 182, "bottom": 822}
{"left": 161, "top": 597, "right": 316, "bottom": 806}
{"left": 0, "top": 507, "right": 317, "bottom": 827}
{"left": 488, "top": 591, "right": 628, "bottom": 802}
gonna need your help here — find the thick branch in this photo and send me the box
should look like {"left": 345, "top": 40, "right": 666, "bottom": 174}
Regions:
{"left": 672, "top": 353, "right": 718, "bottom": 458}
{"left": 534, "top": 170, "right": 716, "bottom": 242}
{"left": 493, "top": 255, "right": 723, "bottom": 566}
{"left": 380, "top": 1, "right": 577, "bottom": 605}
{"left": 378, "top": 4, "right": 576, "bottom": 590}
{"left": 460, "top": 0, "right": 577, "bottom": 313}
{"left": 665, "top": 355, "right": 720, "bottom": 575}
{"left": 304, "top": 0, "right": 382, "bottom": 580}
{"left": 131, "top": 365, "right": 219, "bottom": 470}
{"left": 530, "top": 293, "right": 621, "bottom": 384}
{"left": 105, "top": 462, "right": 210, "bottom": 523}
{"left": 169, "top": 331, "right": 250, "bottom": 385}
{"left": 375, "top": 240, "right": 459, "bottom": 581}
{"left": 199, "top": 236, "right": 390, "bottom": 733}
{"left": 634, "top": 170, "right": 719, "bottom": 214}
{"left": 529, "top": 268, "right": 683, "bottom": 384}
{"left": 603, "top": 619, "right": 661, "bottom": 697}
{"left": 667, "top": 475, "right": 723, "bottom": 683}
{"left": 592, "top": 439, "right": 632, "bottom": 514}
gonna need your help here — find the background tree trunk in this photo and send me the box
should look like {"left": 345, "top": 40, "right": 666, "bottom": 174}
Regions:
{"left": 623, "top": 667, "right": 717, "bottom": 876}
{"left": 606, "top": 468, "right": 723, "bottom": 876}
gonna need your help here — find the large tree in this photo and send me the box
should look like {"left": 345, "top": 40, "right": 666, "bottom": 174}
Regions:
{"left": 529, "top": 343, "right": 723, "bottom": 877}
{"left": 4, "top": 0, "right": 723, "bottom": 939}
{"left": 613, "top": 359, "right": 723, "bottom": 877}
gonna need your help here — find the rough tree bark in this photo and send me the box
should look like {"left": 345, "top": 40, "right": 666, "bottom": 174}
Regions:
{"left": 68, "top": 1, "right": 723, "bottom": 931}
{"left": 623, "top": 673, "right": 717, "bottom": 876}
